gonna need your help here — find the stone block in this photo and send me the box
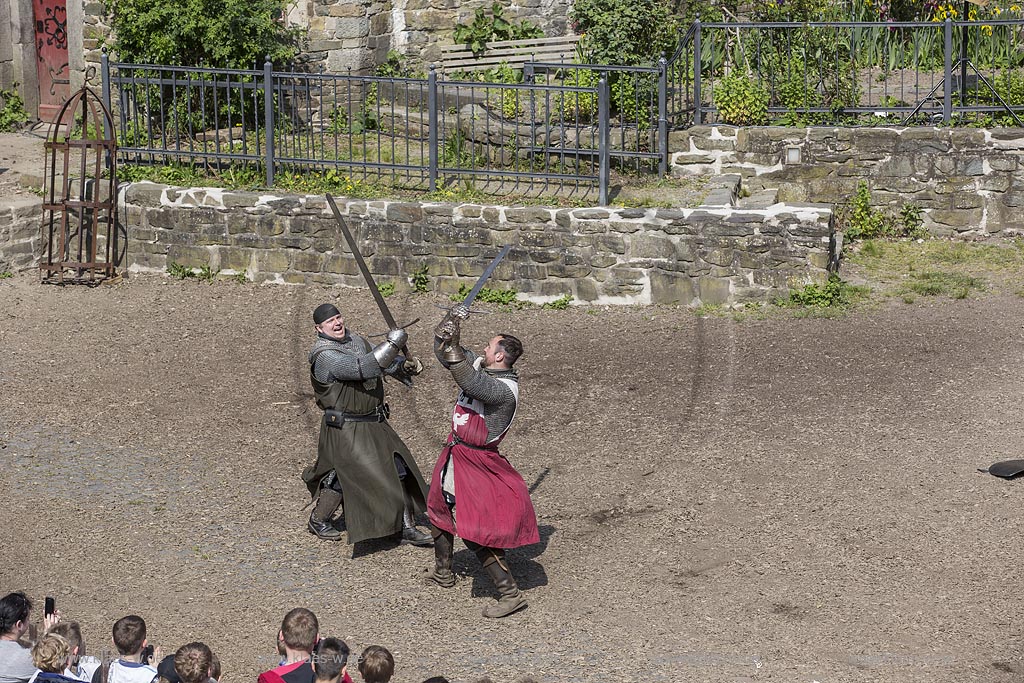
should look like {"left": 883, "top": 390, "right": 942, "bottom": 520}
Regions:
{"left": 989, "top": 156, "right": 1018, "bottom": 172}
{"left": 698, "top": 276, "right": 733, "bottom": 305}
{"left": 457, "top": 205, "right": 483, "bottom": 219}
{"left": 369, "top": 256, "right": 402, "bottom": 276}
{"left": 593, "top": 234, "right": 626, "bottom": 254}
{"left": 519, "top": 230, "right": 559, "bottom": 248}
{"left": 424, "top": 224, "right": 492, "bottom": 244}
{"left": 147, "top": 209, "right": 178, "bottom": 230}
{"left": 387, "top": 203, "right": 424, "bottom": 223}
{"left": 575, "top": 278, "right": 599, "bottom": 301}
{"left": 608, "top": 221, "right": 642, "bottom": 234}
{"left": 424, "top": 204, "right": 454, "bottom": 217}
{"left": 851, "top": 128, "right": 899, "bottom": 153}
{"left": 894, "top": 129, "right": 950, "bottom": 154}
{"left": 571, "top": 208, "right": 610, "bottom": 220}
{"left": 219, "top": 247, "right": 253, "bottom": 272}
{"left": 364, "top": 223, "right": 406, "bottom": 242}
{"left": 289, "top": 215, "right": 333, "bottom": 236}
{"left": 952, "top": 192, "right": 983, "bottom": 209}
{"left": 323, "top": 253, "right": 360, "bottom": 275}
{"left": 928, "top": 208, "right": 983, "bottom": 228}
{"left": 630, "top": 234, "right": 675, "bottom": 260}
{"left": 505, "top": 207, "right": 554, "bottom": 224}
{"left": 256, "top": 250, "right": 291, "bottom": 273}
{"left": 167, "top": 244, "right": 212, "bottom": 268}
{"left": 432, "top": 244, "right": 482, "bottom": 258}
{"left": 650, "top": 270, "right": 697, "bottom": 306}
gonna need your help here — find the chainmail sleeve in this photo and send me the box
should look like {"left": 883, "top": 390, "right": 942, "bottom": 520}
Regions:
{"left": 310, "top": 334, "right": 382, "bottom": 383}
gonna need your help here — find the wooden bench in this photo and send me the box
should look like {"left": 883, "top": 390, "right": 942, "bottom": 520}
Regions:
{"left": 437, "top": 35, "right": 581, "bottom": 74}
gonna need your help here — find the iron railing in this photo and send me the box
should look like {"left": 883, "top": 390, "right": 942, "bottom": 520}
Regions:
{"left": 102, "top": 54, "right": 613, "bottom": 203}
{"left": 666, "top": 18, "right": 1024, "bottom": 127}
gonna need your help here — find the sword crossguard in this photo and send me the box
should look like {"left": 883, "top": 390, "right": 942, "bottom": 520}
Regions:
{"left": 433, "top": 304, "right": 490, "bottom": 316}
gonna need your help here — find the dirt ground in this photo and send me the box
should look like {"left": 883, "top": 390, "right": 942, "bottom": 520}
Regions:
{"left": 2, "top": 273, "right": 1024, "bottom": 683}
{"left": 3, "top": 130, "right": 1024, "bottom": 683}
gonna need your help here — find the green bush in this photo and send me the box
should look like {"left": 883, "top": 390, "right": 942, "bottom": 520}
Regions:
{"left": 454, "top": 2, "right": 543, "bottom": 57}
{"left": 841, "top": 182, "right": 928, "bottom": 241}
{"left": 714, "top": 72, "right": 769, "bottom": 126}
{"left": 111, "top": 0, "right": 300, "bottom": 67}
{"left": 542, "top": 294, "right": 573, "bottom": 309}
{"left": 569, "top": 0, "right": 677, "bottom": 66}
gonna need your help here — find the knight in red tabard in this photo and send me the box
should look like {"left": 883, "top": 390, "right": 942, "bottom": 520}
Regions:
{"left": 423, "top": 304, "right": 539, "bottom": 618}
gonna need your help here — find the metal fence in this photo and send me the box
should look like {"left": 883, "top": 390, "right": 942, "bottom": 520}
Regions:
{"left": 666, "top": 18, "right": 1024, "bottom": 127}
{"left": 102, "top": 53, "right": 613, "bottom": 202}
{"left": 100, "top": 19, "right": 1024, "bottom": 196}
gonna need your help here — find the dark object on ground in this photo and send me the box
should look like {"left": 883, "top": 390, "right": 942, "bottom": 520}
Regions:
{"left": 979, "top": 459, "right": 1024, "bottom": 479}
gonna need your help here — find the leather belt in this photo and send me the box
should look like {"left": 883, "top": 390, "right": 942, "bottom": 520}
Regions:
{"left": 324, "top": 404, "right": 390, "bottom": 428}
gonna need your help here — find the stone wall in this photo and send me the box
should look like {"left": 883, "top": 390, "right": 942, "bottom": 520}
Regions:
{"left": 0, "top": 197, "right": 42, "bottom": 273}
{"left": 670, "top": 125, "right": 1024, "bottom": 236}
{"left": 119, "top": 180, "right": 834, "bottom": 306}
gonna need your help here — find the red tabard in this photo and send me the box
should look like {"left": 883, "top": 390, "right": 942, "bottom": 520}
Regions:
{"left": 427, "top": 396, "right": 540, "bottom": 549}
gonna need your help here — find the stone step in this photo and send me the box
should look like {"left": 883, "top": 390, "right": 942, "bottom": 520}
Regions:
{"left": 737, "top": 188, "right": 779, "bottom": 209}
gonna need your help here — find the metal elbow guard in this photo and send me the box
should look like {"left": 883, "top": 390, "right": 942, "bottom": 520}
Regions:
{"left": 372, "top": 340, "right": 401, "bottom": 368}
{"left": 443, "top": 343, "right": 467, "bottom": 364}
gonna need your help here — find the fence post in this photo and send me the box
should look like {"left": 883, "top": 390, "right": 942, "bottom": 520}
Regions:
{"left": 524, "top": 61, "right": 534, "bottom": 84}
{"left": 264, "top": 56, "right": 275, "bottom": 187}
{"left": 428, "top": 65, "right": 438, "bottom": 192}
{"left": 658, "top": 56, "right": 668, "bottom": 176}
{"left": 943, "top": 18, "right": 952, "bottom": 124}
{"left": 693, "top": 18, "right": 702, "bottom": 125}
{"left": 598, "top": 75, "right": 610, "bottom": 207}
{"left": 100, "top": 49, "right": 112, "bottom": 142}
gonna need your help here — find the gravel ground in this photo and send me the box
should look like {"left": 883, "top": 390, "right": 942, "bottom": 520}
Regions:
{"left": 2, "top": 273, "right": 1024, "bottom": 683}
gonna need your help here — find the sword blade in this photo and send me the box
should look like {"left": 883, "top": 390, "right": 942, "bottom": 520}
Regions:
{"left": 326, "top": 193, "right": 399, "bottom": 332}
{"left": 463, "top": 244, "right": 512, "bottom": 308}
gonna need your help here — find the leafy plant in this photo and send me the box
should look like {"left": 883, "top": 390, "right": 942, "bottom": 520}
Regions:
{"left": 111, "top": 0, "right": 300, "bottom": 68}
{"left": 231, "top": 271, "right": 248, "bottom": 284}
{"left": 556, "top": 68, "right": 599, "bottom": 122}
{"left": 714, "top": 72, "right": 769, "bottom": 126}
{"left": 777, "top": 273, "right": 868, "bottom": 309}
{"left": 570, "top": 0, "right": 677, "bottom": 66}
{"left": 167, "top": 261, "right": 196, "bottom": 279}
{"left": 197, "top": 264, "right": 219, "bottom": 282}
{"left": 542, "top": 294, "right": 573, "bottom": 309}
{"left": 410, "top": 266, "right": 430, "bottom": 294}
{"left": 0, "top": 271, "right": 13, "bottom": 279}
{"left": 450, "top": 284, "right": 519, "bottom": 305}
{"left": 377, "top": 281, "right": 396, "bottom": 297}
{"left": 454, "top": 2, "right": 544, "bottom": 57}
{"left": 0, "top": 86, "right": 29, "bottom": 132}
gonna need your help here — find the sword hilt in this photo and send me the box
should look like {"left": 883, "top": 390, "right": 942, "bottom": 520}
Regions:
{"left": 433, "top": 304, "right": 490, "bottom": 315}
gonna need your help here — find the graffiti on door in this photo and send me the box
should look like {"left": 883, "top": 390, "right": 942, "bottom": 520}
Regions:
{"left": 33, "top": 0, "right": 69, "bottom": 121}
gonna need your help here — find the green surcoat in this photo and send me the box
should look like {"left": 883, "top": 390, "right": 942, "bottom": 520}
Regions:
{"left": 301, "top": 337, "right": 428, "bottom": 544}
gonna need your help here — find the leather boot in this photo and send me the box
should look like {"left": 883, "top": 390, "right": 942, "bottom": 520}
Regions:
{"left": 478, "top": 548, "right": 528, "bottom": 618}
{"left": 399, "top": 484, "right": 432, "bottom": 547}
{"left": 308, "top": 489, "right": 343, "bottom": 541}
{"left": 422, "top": 528, "right": 456, "bottom": 587}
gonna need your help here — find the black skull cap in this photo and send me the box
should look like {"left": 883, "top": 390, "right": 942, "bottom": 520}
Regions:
{"left": 313, "top": 303, "right": 341, "bottom": 325}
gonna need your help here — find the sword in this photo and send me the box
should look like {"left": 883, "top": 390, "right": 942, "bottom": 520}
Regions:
{"left": 325, "top": 193, "right": 414, "bottom": 360}
{"left": 438, "top": 244, "right": 513, "bottom": 314}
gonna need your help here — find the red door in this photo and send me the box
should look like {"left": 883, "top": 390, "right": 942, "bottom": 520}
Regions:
{"left": 33, "top": 0, "right": 69, "bottom": 122}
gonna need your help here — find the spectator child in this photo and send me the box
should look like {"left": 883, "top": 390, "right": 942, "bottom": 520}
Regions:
{"left": 209, "top": 653, "right": 221, "bottom": 683}
{"left": 355, "top": 648, "right": 392, "bottom": 683}
{"left": 49, "top": 623, "right": 99, "bottom": 683}
{"left": 173, "top": 643, "right": 212, "bottom": 683}
{"left": 90, "top": 617, "right": 157, "bottom": 683}
{"left": 311, "top": 639, "right": 351, "bottom": 683}
{"left": 257, "top": 609, "right": 319, "bottom": 683}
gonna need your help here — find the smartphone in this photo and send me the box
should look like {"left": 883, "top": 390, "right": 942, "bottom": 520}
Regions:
{"left": 140, "top": 645, "right": 154, "bottom": 665}
{"left": 44, "top": 597, "right": 55, "bottom": 617}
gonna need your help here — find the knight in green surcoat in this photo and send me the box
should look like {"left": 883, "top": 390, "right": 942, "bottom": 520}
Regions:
{"left": 301, "top": 303, "right": 432, "bottom": 546}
